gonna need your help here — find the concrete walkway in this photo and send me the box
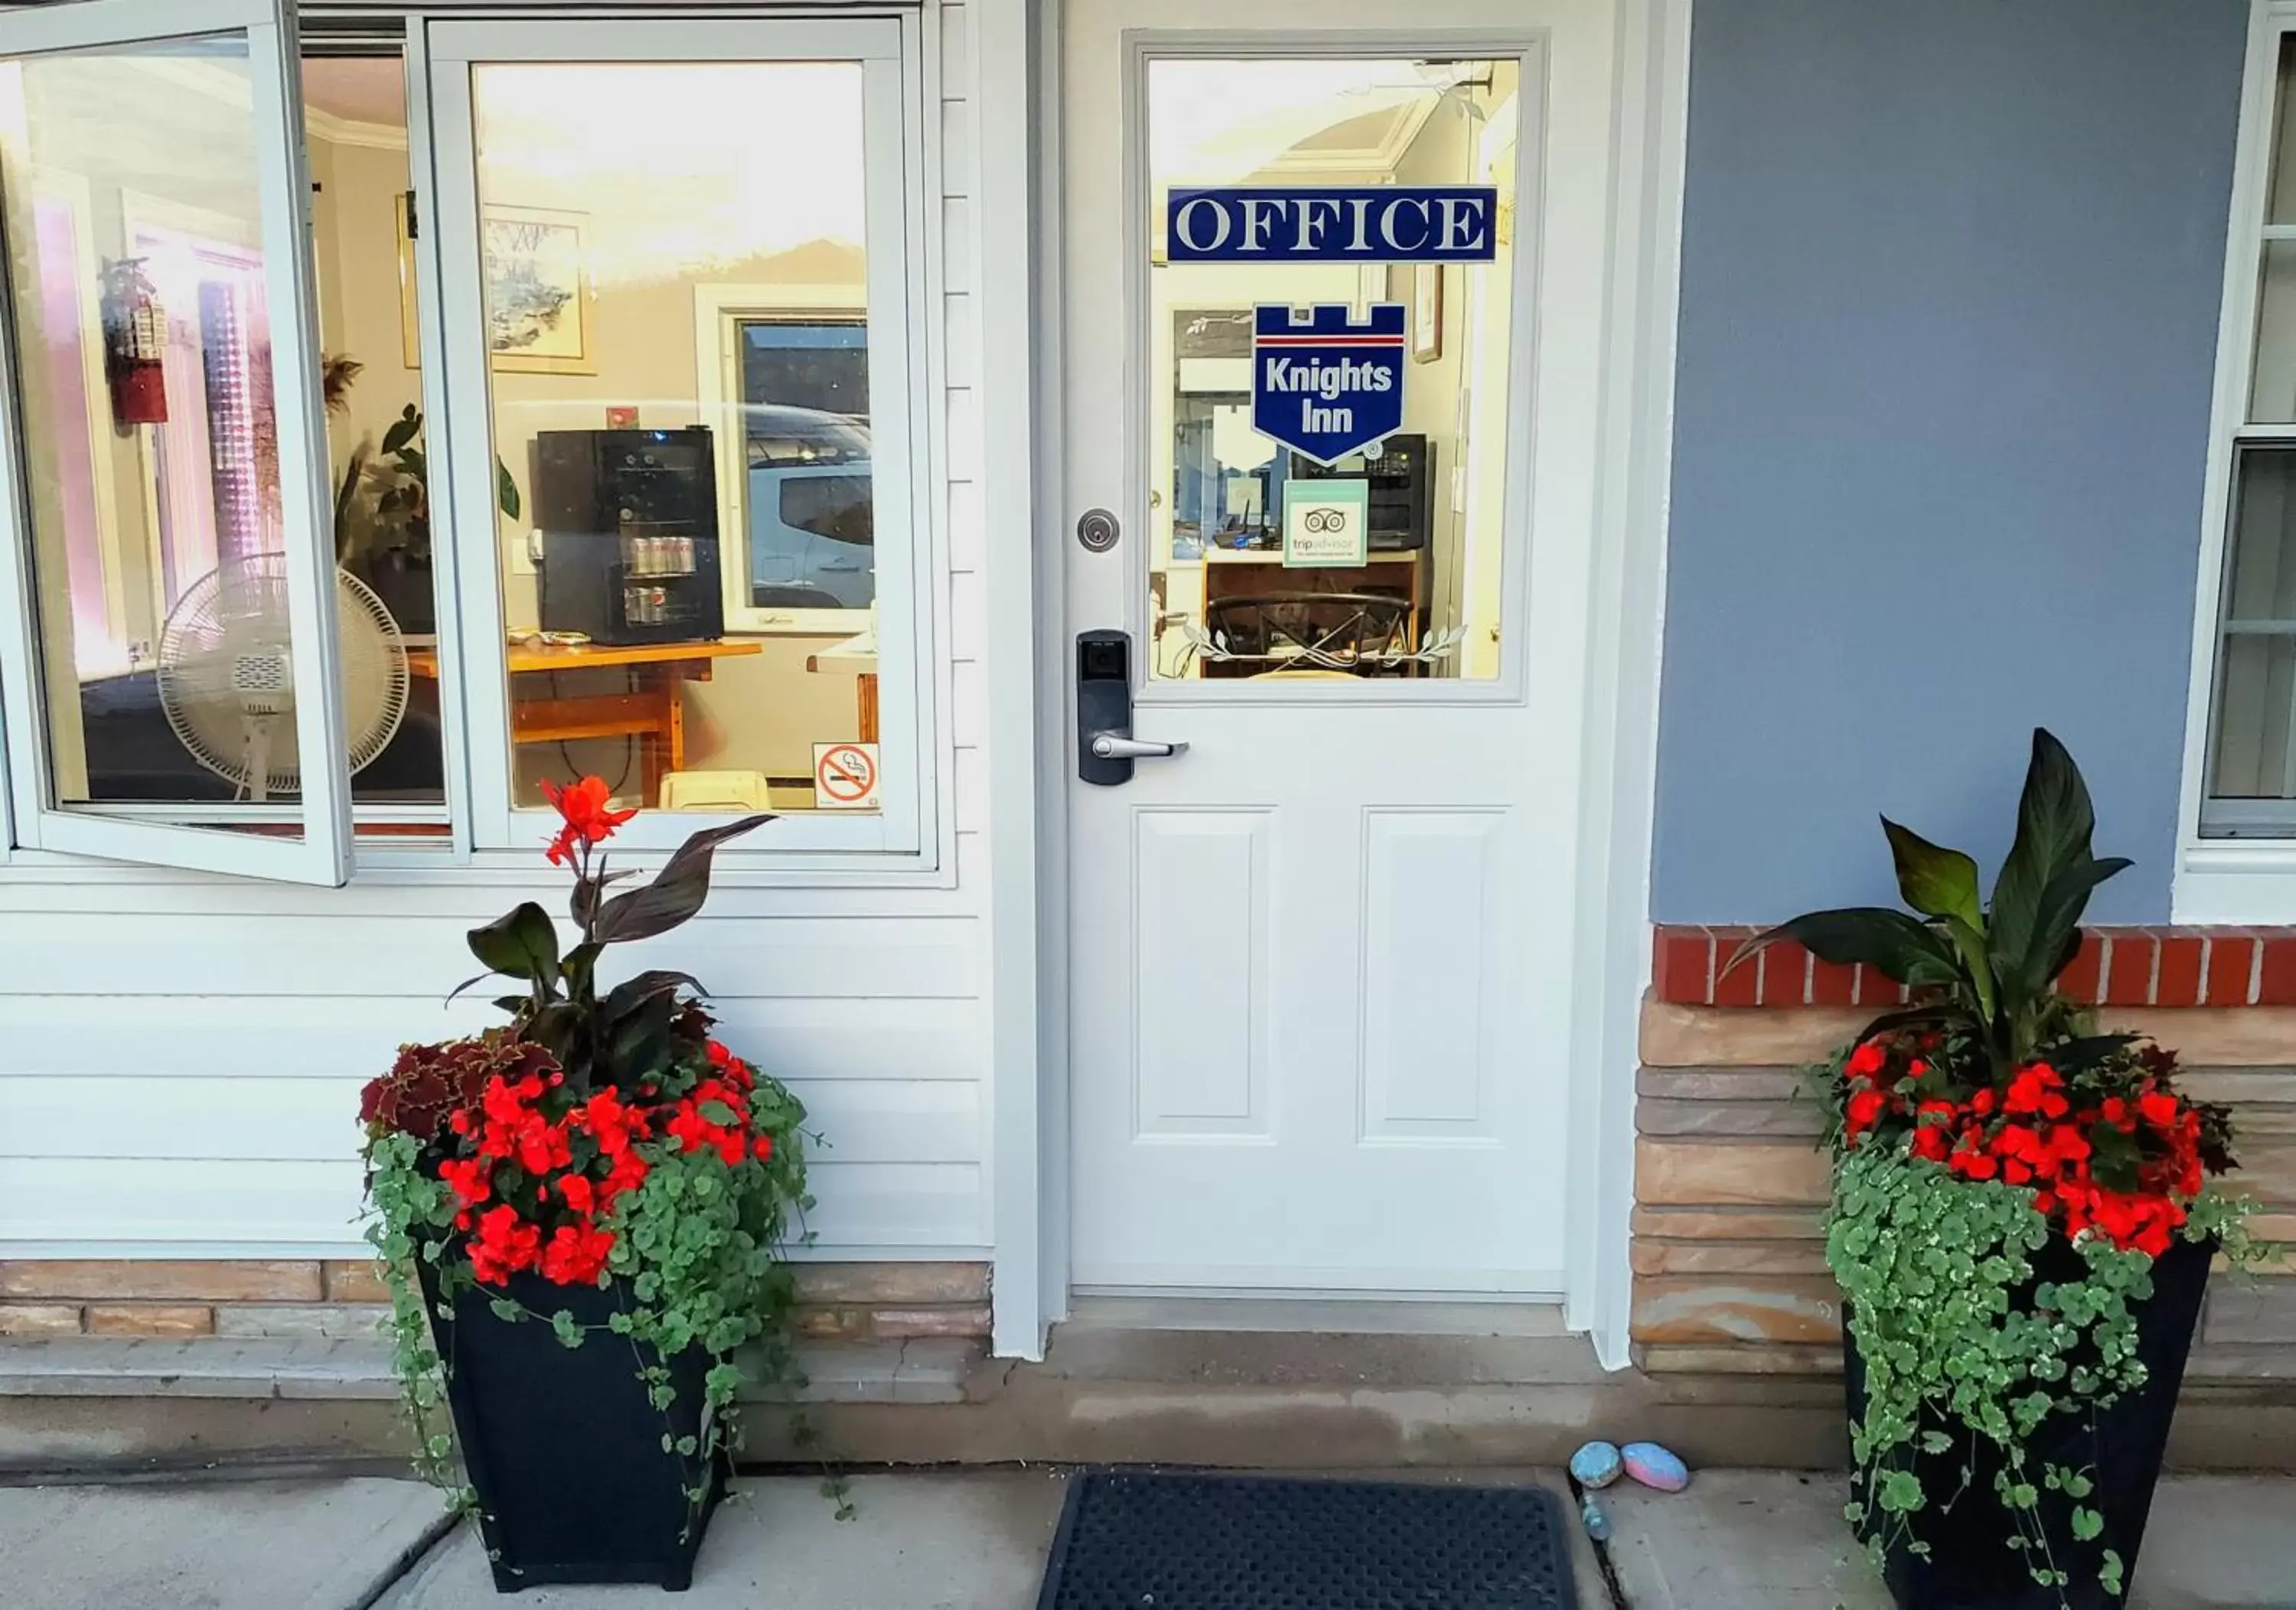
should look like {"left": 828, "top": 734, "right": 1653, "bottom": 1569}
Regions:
{"left": 0, "top": 1467, "right": 2291, "bottom": 1608}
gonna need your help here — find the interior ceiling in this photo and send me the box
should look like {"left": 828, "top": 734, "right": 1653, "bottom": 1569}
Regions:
{"left": 302, "top": 57, "right": 405, "bottom": 129}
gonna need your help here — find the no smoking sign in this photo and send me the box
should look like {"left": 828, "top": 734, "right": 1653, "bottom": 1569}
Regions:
{"left": 812, "top": 742, "right": 881, "bottom": 811}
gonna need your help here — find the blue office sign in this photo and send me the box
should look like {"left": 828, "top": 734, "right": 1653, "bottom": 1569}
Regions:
{"left": 1167, "top": 185, "right": 1499, "bottom": 263}
{"left": 1252, "top": 303, "right": 1406, "bottom": 466}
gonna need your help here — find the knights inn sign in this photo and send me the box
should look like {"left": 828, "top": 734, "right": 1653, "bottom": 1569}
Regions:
{"left": 1168, "top": 185, "right": 1498, "bottom": 463}
{"left": 1253, "top": 304, "right": 1406, "bottom": 464}
{"left": 1165, "top": 184, "right": 1502, "bottom": 262}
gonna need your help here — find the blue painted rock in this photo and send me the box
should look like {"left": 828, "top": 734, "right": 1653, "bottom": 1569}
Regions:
{"left": 1568, "top": 1439, "right": 1622, "bottom": 1490}
{"left": 1622, "top": 1441, "right": 1690, "bottom": 1492}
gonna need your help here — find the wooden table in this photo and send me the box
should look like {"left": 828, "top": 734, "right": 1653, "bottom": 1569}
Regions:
{"left": 406, "top": 639, "right": 762, "bottom": 805}
{"left": 805, "top": 628, "right": 880, "bottom": 743}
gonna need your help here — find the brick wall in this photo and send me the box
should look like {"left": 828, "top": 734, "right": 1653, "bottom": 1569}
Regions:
{"left": 1635, "top": 926, "right": 2296, "bottom": 1383}
{"left": 0, "top": 1260, "right": 991, "bottom": 1345}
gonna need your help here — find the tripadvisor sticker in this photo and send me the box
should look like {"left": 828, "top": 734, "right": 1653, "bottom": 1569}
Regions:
{"left": 1283, "top": 477, "right": 1369, "bottom": 569}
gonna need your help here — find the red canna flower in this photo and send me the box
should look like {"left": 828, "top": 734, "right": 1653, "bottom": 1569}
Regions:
{"left": 540, "top": 775, "right": 637, "bottom": 865}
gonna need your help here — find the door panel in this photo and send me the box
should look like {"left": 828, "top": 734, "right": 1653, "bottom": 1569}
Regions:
{"left": 1065, "top": 0, "right": 1613, "bottom": 1293}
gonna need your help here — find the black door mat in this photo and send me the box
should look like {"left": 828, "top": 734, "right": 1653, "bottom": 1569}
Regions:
{"left": 1034, "top": 1470, "right": 1580, "bottom": 1610}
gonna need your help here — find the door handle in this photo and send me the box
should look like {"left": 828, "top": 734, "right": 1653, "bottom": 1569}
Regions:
{"left": 1091, "top": 732, "right": 1189, "bottom": 761}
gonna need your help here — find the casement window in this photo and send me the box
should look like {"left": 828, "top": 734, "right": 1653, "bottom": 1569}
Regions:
{"left": 0, "top": 0, "right": 936, "bottom": 883}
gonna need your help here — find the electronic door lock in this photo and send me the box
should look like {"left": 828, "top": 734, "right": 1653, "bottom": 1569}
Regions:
{"left": 1078, "top": 629, "right": 1186, "bottom": 785}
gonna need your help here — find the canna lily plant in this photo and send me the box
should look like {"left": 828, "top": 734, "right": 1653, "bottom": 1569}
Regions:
{"left": 1725, "top": 729, "right": 2262, "bottom": 1609}
{"left": 358, "top": 780, "right": 827, "bottom": 1553}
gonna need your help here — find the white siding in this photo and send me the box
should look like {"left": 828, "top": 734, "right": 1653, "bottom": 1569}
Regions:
{"left": 0, "top": 2, "right": 995, "bottom": 1264}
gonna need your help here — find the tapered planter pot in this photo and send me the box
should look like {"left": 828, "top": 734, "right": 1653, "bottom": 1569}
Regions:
{"left": 1843, "top": 1234, "right": 2212, "bottom": 1610}
{"left": 419, "top": 1260, "right": 729, "bottom": 1592}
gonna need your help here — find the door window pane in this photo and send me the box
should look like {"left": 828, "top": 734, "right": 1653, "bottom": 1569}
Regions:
{"left": 1146, "top": 57, "right": 1519, "bottom": 682}
{"left": 468, "top": 61, "right": 881, "bottom": 815}
{"left": 0, "top": 37, "right": 342, "bottom": 834}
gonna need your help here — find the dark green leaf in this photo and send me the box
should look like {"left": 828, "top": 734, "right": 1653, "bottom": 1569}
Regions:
{"left": 591, "top": 816, "right": 771, "bottom": 944}
{"left": 498, "top": 459, "right": 521, "bottom": 522}
{"left": 380, "top": 406, "right": 420, "bottom": 456}
{"left": 1729, "top": 908, "right": 1962, "bottom": 989}
{"left": 467, "top": 901, "right": 560, "bottom": 984}
{"left": 2004, "top": 856, "right": 2131, "bottom": 1001}
{"left": 603, "top": 969, "right": 707, "bottom": 1022}
{"left": 1883, "top": 817, "right": 1982, "bottom": 930}
{"left": 444, "top": 972, "right": 492, "bottom": 1005}
{"left": 1990, "top": 729, "right": 2099, "bottom": 992}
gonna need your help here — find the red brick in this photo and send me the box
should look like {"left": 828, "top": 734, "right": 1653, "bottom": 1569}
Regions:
{"left": 2056, "top": 931, "right": 2104, "bottom": 1005}
{"left": 1652, "top": 927, "right": 1713, "bottom": 1005}
{"left": 2204, "top": 931, "right": 2258, "bottom": 1008}
{"left": 1854, "top": 965, "right": 1903, "bottom": 1007}
{"left": 1711, "top": 928, "right": 1761, "bottom": 1008}
{"left": 1758, "top": 944, "right": 1810, "bottom": 1007}
{"left": 2156, "top": 933, "right": 2204, "bottom": 1008}
{"left": 2260, "top": 937, "right": 2296, "bottom": 1006}
{"left": 2102, "top": 931, "right": 2156, "bottom": 1007}
{"left": 1808, "top": 955, "right": 1857, "bottom": 1006}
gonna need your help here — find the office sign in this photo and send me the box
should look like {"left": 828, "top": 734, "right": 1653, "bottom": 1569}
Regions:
{"left": 1283, "top": 477, "right": 1369, "bottom": 569}
{"left": 1166, "top": 186, "right": 1499, "bottom": 263}
{"left": 1252, "top": 303, "right": 1405, "bottom": 466}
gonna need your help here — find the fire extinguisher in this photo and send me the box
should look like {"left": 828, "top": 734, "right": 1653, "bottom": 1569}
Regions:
{"left": 99, "top": 256, "right": 166, "bottom": 430}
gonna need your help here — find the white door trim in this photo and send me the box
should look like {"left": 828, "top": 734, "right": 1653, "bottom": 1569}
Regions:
{"left": 985, "top": 0, "right": 1686, "bottom": 1367}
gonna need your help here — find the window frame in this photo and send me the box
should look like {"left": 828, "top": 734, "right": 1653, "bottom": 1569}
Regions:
{"left": 693, "top": 282, "right": 876, "bottom": 639}
{"left": 422, "top": 13, "right": 938, "bottom": 862}
{"left": 0, "top": 0, "right": 355, "bottom": 885}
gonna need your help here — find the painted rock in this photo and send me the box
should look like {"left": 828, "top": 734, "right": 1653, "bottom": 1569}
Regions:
{"left": 1568, "top": 1440, "right": 1622, "bottom": 1490}
{"left": 1622, "top": 1441, "right": 1690, "bottom": 1492}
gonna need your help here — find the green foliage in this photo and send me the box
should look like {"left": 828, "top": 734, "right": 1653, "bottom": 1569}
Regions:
{"left": 1828, "top": 1140, "right": 2260, "bottom": 1606}
{"left": 1729, "top": 729, "right": 2129, "bottom": 1081}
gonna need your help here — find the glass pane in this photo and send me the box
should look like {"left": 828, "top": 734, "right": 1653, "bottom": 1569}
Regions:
{"left": 469, "top": 60, "right": 882, "bottom": 816}
{"left": 302, "top": 48, "right": 448, "bottom": 826}
{"left": 0, "top": 37, "right": 330, "bottom": 833}
{"left": 1146, "top": 57, "right": 1518, "bottom": 682}
{"left": 2268, "top": 37, "right": 2296, "bottom": 226}
{"left": 2250, "top": 243, "right": 2296, "bottom": 423}
{"left": 2207, "top": 447, "right": 2296, "bottom": 827}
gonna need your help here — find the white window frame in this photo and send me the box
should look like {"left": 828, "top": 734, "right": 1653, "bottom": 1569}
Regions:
{"left": 0, "top": 0, "right": 354, "bottom": 885}
{"left": 423, "top": 14, "right": 938, "bottom": 861}
{"left": 693, "top": 282, "right": 876, "bottom": 639}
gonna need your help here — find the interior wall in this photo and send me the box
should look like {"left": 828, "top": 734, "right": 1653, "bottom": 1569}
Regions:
{"left": 1654, "top": 0, "right": 2247, "bottom": 923}
{"left": 315, "top": 114, "right": 863, "bottom": 787}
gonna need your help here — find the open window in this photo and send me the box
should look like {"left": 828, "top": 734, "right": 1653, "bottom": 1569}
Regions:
{"left": 0, "top": 0, "right": 354, "bottom": 883}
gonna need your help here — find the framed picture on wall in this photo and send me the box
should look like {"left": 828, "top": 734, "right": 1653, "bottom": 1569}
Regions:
{"left": 1411, "top": 262, "right": 1443, "bottom": 363}
{"left": 395, "top": 191, "right": 420, "bottom": 369}
{"left": 480, "top": 204, "right": 595, "bottom": 374}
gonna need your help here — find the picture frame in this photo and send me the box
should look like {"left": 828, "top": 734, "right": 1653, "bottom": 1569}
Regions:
{"left": 480, "top": 204, "right": 595, "bottom": 375}
{"left": 395, "top": 191, "right": 420, "bottom": 369}
{"left": 1411, "top": 261, "right": 1444, "bottom": 363}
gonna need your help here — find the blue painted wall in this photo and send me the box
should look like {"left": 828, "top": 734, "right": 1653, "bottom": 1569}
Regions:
{"left": 1652, "top": 0, "right": 2247, "bottom": 923}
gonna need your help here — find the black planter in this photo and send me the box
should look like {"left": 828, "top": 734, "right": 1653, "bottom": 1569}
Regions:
{"left": 1843, "top": 1234, "right": 2212, "bottom": 1610}
{"left": 418, "top": 1261, "right": 729, "bottom": 1592}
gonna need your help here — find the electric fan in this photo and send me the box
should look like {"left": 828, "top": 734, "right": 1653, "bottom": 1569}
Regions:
{"left": 157, "top": 552, "right": 410, "bottom": 802}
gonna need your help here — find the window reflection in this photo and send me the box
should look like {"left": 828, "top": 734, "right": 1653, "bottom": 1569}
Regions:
{"left": 1147, "top": 58, "right": 1518, "bottom": 682}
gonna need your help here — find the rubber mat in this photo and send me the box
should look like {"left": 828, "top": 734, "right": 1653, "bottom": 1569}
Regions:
{"left": 1033, "top": 1471, "right": 1580, "bottom": 1610}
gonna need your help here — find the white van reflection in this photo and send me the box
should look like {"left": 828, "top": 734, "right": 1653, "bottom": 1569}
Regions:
{"left": 744, "top": 404, "right": 872, "bottom": 610}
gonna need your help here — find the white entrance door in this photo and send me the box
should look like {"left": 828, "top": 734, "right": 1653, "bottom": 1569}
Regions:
{"left": 1064, "top": 0, "right": 1621, "bottom": 1292}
